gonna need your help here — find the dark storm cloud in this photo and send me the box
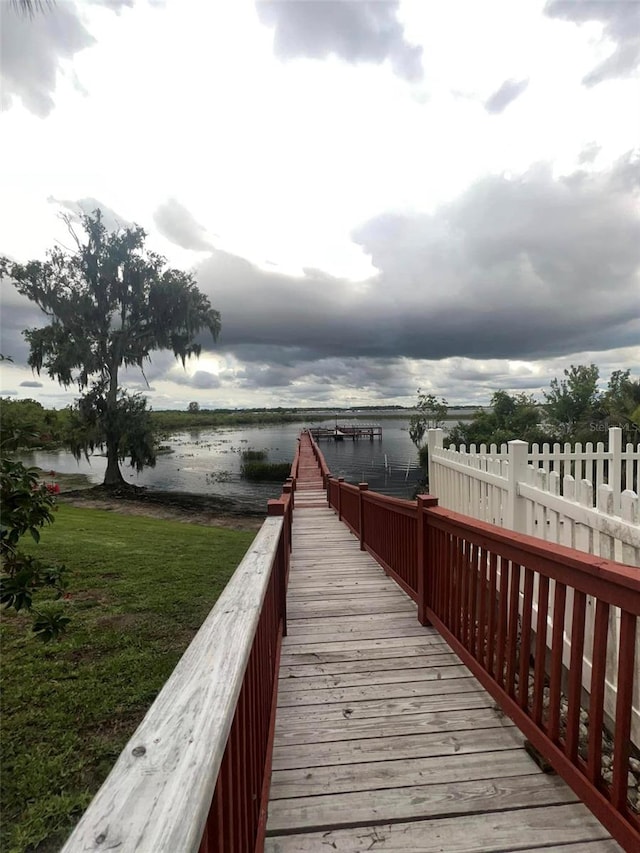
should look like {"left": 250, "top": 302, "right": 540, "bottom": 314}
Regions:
{"left": 256, "top": 0, "right": 423, "bottom": 81}
{"left": 0, "top": 276, "right": 47, "bottom": 364}
{"left": 153, "top": 199, "right": 215, "bottom": 252}
{"left": 173, "top": 371, "right": 221, "bottom": 390}
{"left": 192, "top": 152, "right": 639, "bottom": 367}
{"left": 2, "top": 157, "right": 638, "bottom": 403}
{"left": 545, "top": 1, "right": 640, "bottom": 86}
{"left": 484, "top": 78, "right": 529, "bottom": 114}
{"left": 234, "top": 354, "right": 408, "bottom": 391}
{"left": 0, "top": 1, "right": 135, "bottom": 117}
{"left": 19, "top": 380, "right": 43, "bottom": 387}
{"left": 48, "top": 196, "right": 133, "bottom": 231}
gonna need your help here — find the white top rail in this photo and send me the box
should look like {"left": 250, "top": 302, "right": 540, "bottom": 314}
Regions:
{"left": 61, "top": 516, "right": 283, "bottom": 853}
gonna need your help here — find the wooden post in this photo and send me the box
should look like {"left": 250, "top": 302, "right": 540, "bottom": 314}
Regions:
{"left": 326, "top": 475, "right": 332, "bottom": 507}
{"left": 282, "top": 485, "right": 293, "bottom": 553}
{"left": 417, "top": 495, "right": 439, "bottom": 626}
{"left": 337, "top": 477, "right": 344, "bottom": 520}
{"left": 506, "top": 440, "right": 529, "bottom": 533}
{"left": 284, "top": 480, "right": 294, "bottom": 511}
{"left": 267, "top": 500, "right": 287, "bottom": 636}
{"left": 358, "top": 483, "right": 368, "bottom": 551}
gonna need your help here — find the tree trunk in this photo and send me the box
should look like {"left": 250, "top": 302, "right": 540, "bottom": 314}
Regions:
{"left": 103, "top": 361, "right": 124, "bottom": 486}
{"left": 104, "top": 438, "right": 125, "bottom": 486}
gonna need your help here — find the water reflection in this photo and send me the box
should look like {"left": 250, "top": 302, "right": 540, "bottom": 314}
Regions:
{"left": 19, "top": 418, "right": 425, "bottom": 511}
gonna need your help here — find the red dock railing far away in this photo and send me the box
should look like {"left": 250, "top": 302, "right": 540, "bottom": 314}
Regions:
{"left": 311, "top": 429, "right": 640, "bottom": 852}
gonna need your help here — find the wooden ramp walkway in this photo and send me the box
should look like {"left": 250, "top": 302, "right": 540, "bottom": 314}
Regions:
{"left": 264, "top": 439, "right": 621, "bottom": 852}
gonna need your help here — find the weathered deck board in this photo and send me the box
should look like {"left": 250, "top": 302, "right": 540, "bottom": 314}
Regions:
{"left": 274, "top": 692, "right": 498, "bottom": 732}
{"left": 278, "top": 652, "right": 462, "bottom": 681}
{"left": 266, "top": 445, "right": 620, "bottom": 850}
{"left": 265, "top": 804, "right": 616, "bottom": 852}
{"left": 270, "top": 749, "right": 541, "bottom": 799}
{"left": 271, "top": 724, "right": 519, "bottom": 770}
{"left": 273, "top": 705, "right": 520, "bottom": 747}
{"left": 276, "top": 668, "right": 473, "bottom": 707}
{"left": 268, "top": 773, "right": 581, "bottom": 832}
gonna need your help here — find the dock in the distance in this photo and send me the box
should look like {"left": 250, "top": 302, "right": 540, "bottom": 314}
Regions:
{"left": 309, "top": 424, "right": 382, "bottom": 441}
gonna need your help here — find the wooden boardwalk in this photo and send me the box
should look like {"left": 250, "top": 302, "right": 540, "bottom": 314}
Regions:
{"left": 264, "top": 440, "right": 621, "bottom": 851}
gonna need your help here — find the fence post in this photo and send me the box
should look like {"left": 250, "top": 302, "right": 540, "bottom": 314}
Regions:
{"left": 358, "top": 483, "right": 368, "bottom": 550}
{"left": 427, "top": 429, "right": 444, "bottom": 492}
{"left": 337, "top": 477, "right": 344, "bottom": 520}
{"left": 284, "top": 479, "right": 295, "bottom": 510}
{"left": 609, "top": 427, "right": 622, "bottom": 515}
{"left": 326, "top": 475, "right": 332, "bottom": 506}
{"left": 417, "top": 495, "right": 439, "bottom": 626}
{"left": 282, "top": 484, "right": 293, "bottom": 549}
{"left": 506, "top": 440, "right": 529, "bottom": 533}
{"left": 267, "top": 500, "right": 287, "bottom": 636}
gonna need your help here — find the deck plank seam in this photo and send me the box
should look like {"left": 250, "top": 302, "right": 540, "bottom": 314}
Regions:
{"left": 264, "top": 795, "right": 583, "bottom": 838}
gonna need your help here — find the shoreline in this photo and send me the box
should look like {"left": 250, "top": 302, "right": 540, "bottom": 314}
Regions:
{"left": 58, "top": 485, "right": 266, "bottom": 533}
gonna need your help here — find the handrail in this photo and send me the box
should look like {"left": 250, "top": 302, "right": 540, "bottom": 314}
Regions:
{"left": 316, "top": 435, "right": 640, "bottom": 850}
{"left": 363, "top": 489, "right": 417, "bottom": 517}
{"left": 362, "top": 489, "right": 418, "bottom": 598}
{"left": 422, "top": 504, "right": 640, "bottom": 850}
{"left": 61, "top": 516, "right": 286, "bottom": 853}
{"left": 289, "top": 438, "right": 300, "bottom": 481}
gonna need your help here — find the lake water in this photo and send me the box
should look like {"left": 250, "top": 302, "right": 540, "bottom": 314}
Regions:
{"left": 19, "top": 418, "right": 431, "bottom": 511}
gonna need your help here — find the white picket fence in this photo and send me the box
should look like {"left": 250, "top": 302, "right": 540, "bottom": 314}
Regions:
{"left": 427, "top": 427, "right": 639, "bottom": 563}
{"left": 426, "top": 426, "right": 640, "bottom": 743}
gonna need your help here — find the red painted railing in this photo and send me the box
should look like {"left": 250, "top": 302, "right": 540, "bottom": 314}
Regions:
{"left": 327, "top": 477, "right": 421, "bottom": 601}
{"left": 323, "top": 460, "right": 640, "bottom": 850}
{"left": 362, "top": 491, "right": 419, "bottom": 601}
{"left": 422, "top": 505, "right": 640, "bottom": 851}
{"left": 200, "top": 503, "right": 285, "bottom": 852}
{"left": 337, "top": 481, "right": 360, "bottom": 536}
{"left": 289, "top": 438, "right": 300, "bottom": 481}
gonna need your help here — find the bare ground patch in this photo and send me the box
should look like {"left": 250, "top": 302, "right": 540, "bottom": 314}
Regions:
{"left": 59, "top": 489, "right": 265, "bottom": 533}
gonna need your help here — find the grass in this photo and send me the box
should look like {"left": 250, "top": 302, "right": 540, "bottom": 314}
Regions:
{"left": 240, "top": 449, "right": 267, "bottom": 462}
{"left": 240, "top": 448, "right": 291, "bottom": 482}
{"left": 240, "top": 461, "right": 292, "bottom": 482}
{"left": 0, "top": 505, "right": 255, "bottom": 853}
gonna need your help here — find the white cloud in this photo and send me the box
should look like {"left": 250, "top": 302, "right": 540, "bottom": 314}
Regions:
{"left": 0, "top": 0, "right": 638, "bottom": 410}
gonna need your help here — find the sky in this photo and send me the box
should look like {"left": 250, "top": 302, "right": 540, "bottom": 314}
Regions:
{"left": 0, "top": 0, "right": 639, "bottom": 410}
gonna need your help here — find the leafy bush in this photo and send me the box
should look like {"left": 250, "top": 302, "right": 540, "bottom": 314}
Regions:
{"left": 0, "top": 397, "right": 71, "bottom": 448}
{"left": 0, "top": 455, "right": 69, "bottom": 640}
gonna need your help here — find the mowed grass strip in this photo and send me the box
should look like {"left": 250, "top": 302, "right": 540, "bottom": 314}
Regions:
{"left": 1, "top": 505, "right": 256, "bottom": 853}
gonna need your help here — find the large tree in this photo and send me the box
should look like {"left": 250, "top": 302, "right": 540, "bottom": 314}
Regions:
{"left": 448, "top": 391, "right": 552, "bottom": 447}
{"left": 601, "top": 369, "right": 640, "bottom": 444}
{"left": 543, "top": 364, "right": 601, "bottom": 443}
{"left": 408, "top": 389, "right": 448, "bottom": 450}
{"left": 1, "top": 211, "right": 220, "bottom": 485}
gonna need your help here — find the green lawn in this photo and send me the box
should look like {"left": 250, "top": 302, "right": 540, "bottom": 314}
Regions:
{"left": 1, "top": 506, "right": 256, "bottom": 853}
